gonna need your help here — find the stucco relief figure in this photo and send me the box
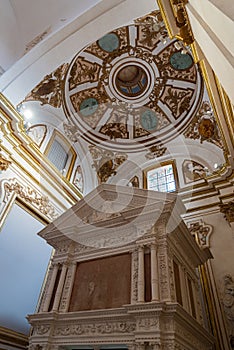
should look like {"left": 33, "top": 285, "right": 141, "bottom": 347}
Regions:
{"left": 222, "top": 274, "right": 234, "bottom": 347}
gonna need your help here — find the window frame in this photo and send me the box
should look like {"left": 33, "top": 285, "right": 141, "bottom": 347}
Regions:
{"left": 143, "top": 160, "right": 179, "bottom": 192}
{"left": 44, "top": 130, "right": 76, "bottom": 180}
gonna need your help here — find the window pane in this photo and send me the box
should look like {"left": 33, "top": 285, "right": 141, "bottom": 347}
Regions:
{"left": 47, "top": 139, "right": 68, "bottom": 171}
{"left": 147, "top": 163, "right": 176, "bottom": 193}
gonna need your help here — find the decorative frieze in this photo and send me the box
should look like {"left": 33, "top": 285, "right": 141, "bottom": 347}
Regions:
{"left": 54, "top": 321, "right": 136, "bottom": 336}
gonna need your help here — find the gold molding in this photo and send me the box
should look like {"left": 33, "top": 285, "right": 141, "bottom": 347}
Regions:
{"left": 0, "top": 326, "right": 28, "bottom": 348}
{"left": 0, "top": 102, "right": 82, "bottom": 202}
{"left": 158, "top": 0, "right": 194, "bottom": 45}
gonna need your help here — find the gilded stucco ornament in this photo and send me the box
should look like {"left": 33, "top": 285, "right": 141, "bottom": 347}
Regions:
{"left": 0, "top": 151, "right": 11, "bottom": 171}
{"left": 23, "top": 63, "right": 68, "bottom": 108}
{"left": 184, "top": 101, "right": 224, "bottom": 148}
{"left": 170, "top": 0, "right": 194, "bottom": 45}
{"left": 89, "top": 145, "right": 127, "bottom": 183}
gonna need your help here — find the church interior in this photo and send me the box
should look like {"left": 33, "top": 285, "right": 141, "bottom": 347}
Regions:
{"left": 0, "top": 0, "right": 233, "bottom": 349}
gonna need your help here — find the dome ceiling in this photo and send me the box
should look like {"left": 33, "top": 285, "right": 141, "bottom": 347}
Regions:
{"left": 63, "top": 17, "right": 203, "bottom": 152}
{"left": 15, "top": 9, "right": 226, "bottom": 193}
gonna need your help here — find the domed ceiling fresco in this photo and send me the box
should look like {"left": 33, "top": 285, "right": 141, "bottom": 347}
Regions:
{"left": 20, "top": 11, "right": 226, "bottom": 192}
{"left": 63, "top": 17, "right": 202, "bottom": 152}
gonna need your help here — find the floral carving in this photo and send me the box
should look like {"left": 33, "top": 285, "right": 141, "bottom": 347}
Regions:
{"left": 27, "top": 124, "right": 47, "bottom": 147}
{"left": 131, "top": 249, "right": 138, "bottom": 303}
{"left": 23, "top": 63, "right": 68, "bottom": 108}
{"left": 54, "top": 321, "right": 136, "bottom": 336}
{"left": 89, "top": 145, "right": 127, "bottom": 183}
{"left": 2, "top": 178, "right": 58, "bottom": 220}
{"left": 184, "top": 101, "right": 224, "bottom": 148}
{"left": 100, "top": 110, "right": 128, "bottom": 140}
{"left": 34, "top": 325, "right": 50, "bottom": 335}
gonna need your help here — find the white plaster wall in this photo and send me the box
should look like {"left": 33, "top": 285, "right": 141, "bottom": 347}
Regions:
{"left": 186, "top": 0, "right": 234, "bottom": 104}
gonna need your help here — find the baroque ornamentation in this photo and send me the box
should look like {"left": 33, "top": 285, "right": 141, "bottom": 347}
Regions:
{"left": 69, "top": 57, "right": 101, "bottom": 89}
{"left": 219, "top": 200, "right": 234, "bottom": 225}
{"left": 2, "top": 178, "right": 59, "bottom": 220}
{"left": 187, "top": 220, "right": 213, "bottom": 247}
{"left": 89, "top": 145, "right": 128, "bottom": 183}
{"left": 0, "top": 151, "right": 11, "bottom": 171}
{"left": 184, "top": 101, "right": 224, "bottom": 148}
{"left": 23, "top": 63, "right": 68, "bottom": 108}
{"left": 135, "top": 11, "right": 168, "bottom": 49}
{"left": 145, "top": 144, "right": 167, "bottom": 159}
